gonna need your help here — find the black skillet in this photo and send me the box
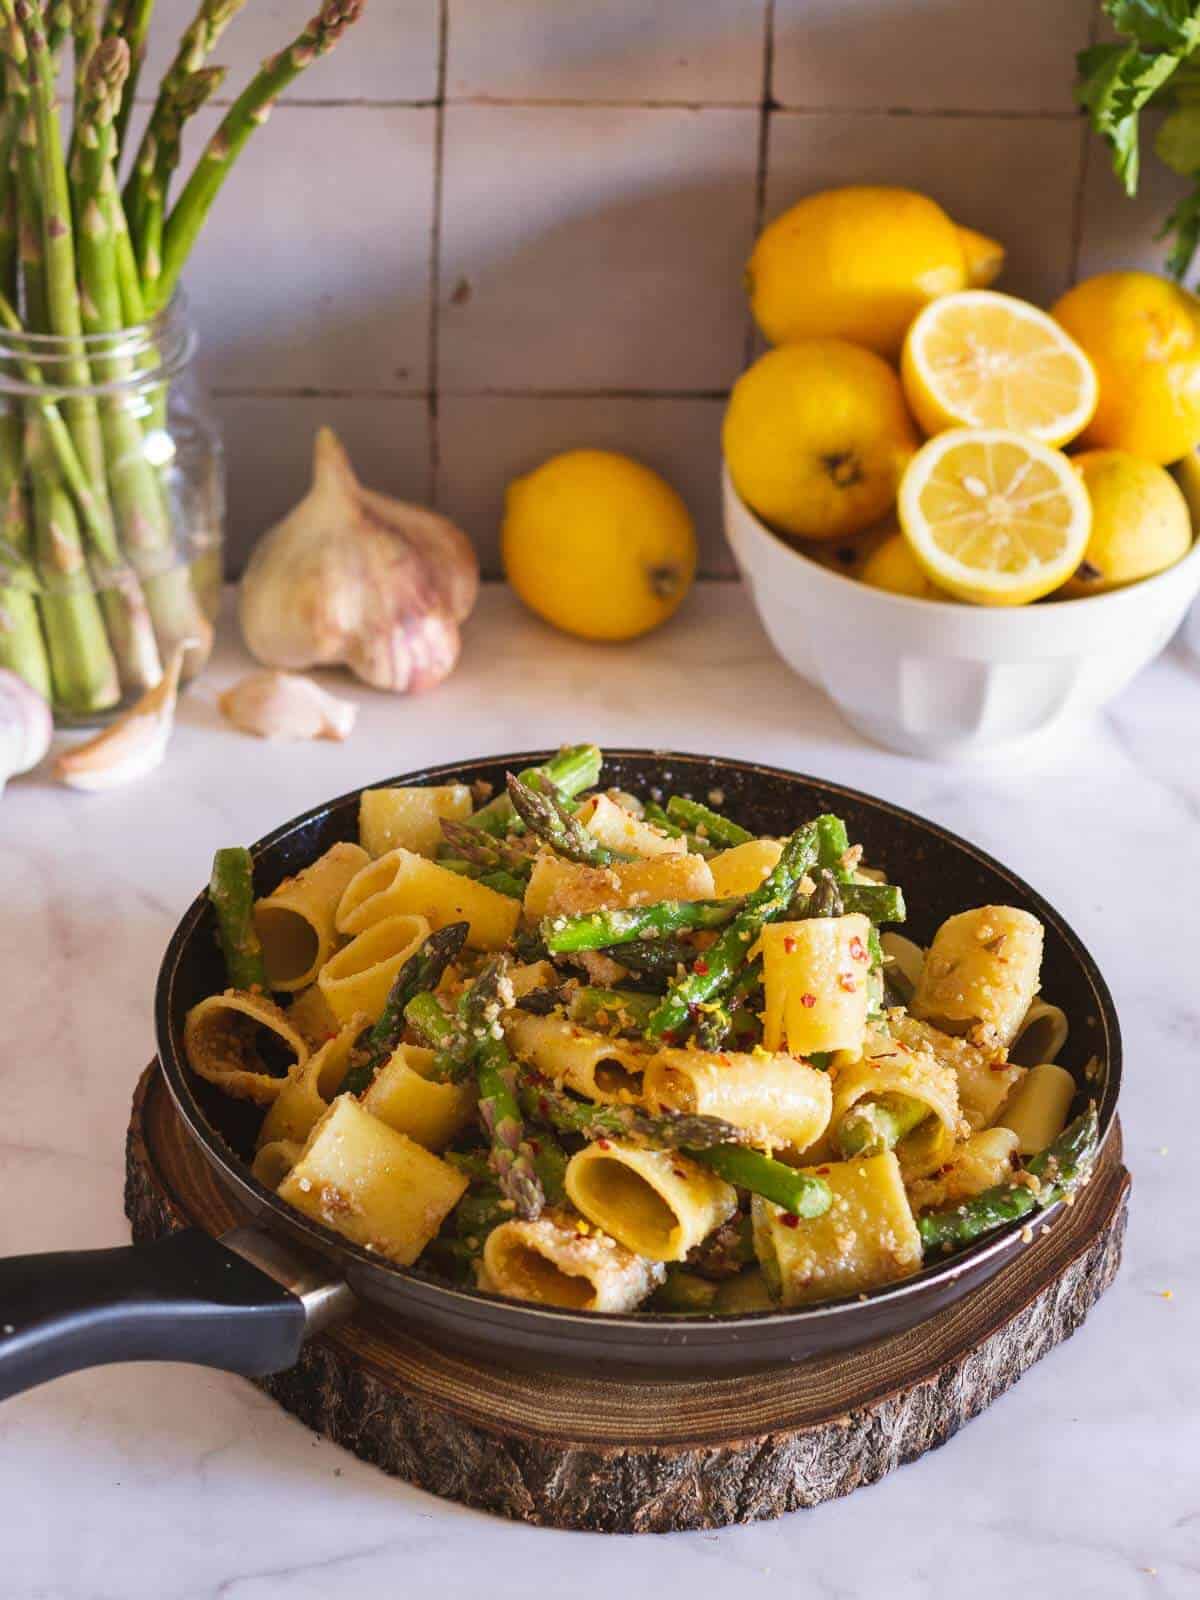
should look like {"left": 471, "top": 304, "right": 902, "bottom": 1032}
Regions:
{"left": 0, "top": 751, "right": 1122, "bottom": 1398}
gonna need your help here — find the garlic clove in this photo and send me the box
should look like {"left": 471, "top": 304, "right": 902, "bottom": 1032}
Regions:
{"left": 219, "top": 669, "right": 358, "bottom": 741}
{"left": 55, "top": 645, "right": 185, "bottom": 792}
{"left": 0, "top": 668, "right": 53, "bottom": 791}
{"left": 237, "top": 427, "right": 478, "bottom": 695}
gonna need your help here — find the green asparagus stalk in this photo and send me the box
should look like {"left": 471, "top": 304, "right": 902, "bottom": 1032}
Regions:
{"left": 690, "top": 1146, "right": 832, "bottom": 1218}
{"left": 516, "top": 1072, "right": 752, "bottom": 1151}
{"left": 107, "top": 0, "right": 152, "bottom": 154}
{"left": 507, "top": 771, "right": 632, "bottom": 866}
{"left": 340, "top": 921, "right": 469, "bottom": 1097}
{"left": 917, "top": 1106, "right": 1098, "bottom": 1254}
{"left": 815, "top": 814, "right": 851, "bottom": 874}
{"left": 603, "top": 934, "right": 695, "bottom": 980}
{"left": 440, "top": 817, "right": 532, "bottom": 875}
{"left": 131, "top": 62, "right": 222, "bottom": 295}
{"left": 651, "top": 1268, "right": 719, "bottom": 1313}
{"left": 153, "top": 0, "right": 368, "bottom": 312}
{"left": 542, "top": 896, "right": 741, "bottom": 953}
{"left": 837, "top": 1093, "right": 930, "bottom": 1158}
{"left": 69, "top": 0, "right": 101, "bottom": 132}
{"left": 665, "top": 795, "right": 752, "bottom": 848}
{"left": 642, "top": 799, "right": 716, "bottom": 857}
{"left": 568, "top": 986, "right": 659, "bottom": 1032}
{"left": 468, "top": 744, "right": 602, "bottom": 836}
{"left": 478, "top": 868, "right": 526, "bottom": 899}
{"left": 646, "top": 822, "right": 819, "bottom": 1040}
{"left": 207, "top": 845, "right": 267, "bottom": 990}
{"left": 476, "top": 1032, "right": 543, "bottom": 1221}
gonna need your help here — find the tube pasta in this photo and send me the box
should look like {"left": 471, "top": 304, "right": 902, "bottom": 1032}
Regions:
{"left": 184, "top": 990, "right": 309, "bottom": 1105}
{"left": 524, "top": 851, "right": 716, "bottom": 922}
{"left": 913, "top": 905, "right": 1044, "bottom": 1048}
{"left": 996, "top": 1063, "right": 1076, "bottom": 1154}
{"left": 761, "top": 913, "right": 874, "bottom": 1057}
{"left": 880, "top": 932, "right": 924, "bottom": 1004}
{"left": 276, "top": 1095, "right": 469, "bottom": 1265}
{"left": 1009, "top": 998, "right": 1069, "bottom": 1069}
{"left": 257, "top": 1015, "right": 366, "bottom": 1149}
{"left": 907, "top": 1127, "right": 1020, "bottom": 1213}
{"left": 286, "top": 982, "right": 341, "bottom": 1049}
{"left": 831, "top": 1032, "right": 962, "bottom": 1178}
{"left": 359, "top": 783, "right": 473, "bottom": 859}
{"left": 252, "top": 1139, "right": 305, "bottom": 1189}
{"left": 482, "top": 1212, "right": 665, "bottom": 1310}
{"left": 336, "top": 847, "right": 520, "bottom": 949}
{"left": 643, "top": 1047, "right": 832, "bottom": 1154}
{"left": 317, "top": 913, "right": 431, "bottom": 1023}
{"left": 890, "top": 1014, "right": 1025, "bottom": 1130}
{"left": 252, "top": 841, "right": 369, "bottom": 992}
{"left": 752, "top": 1151, "right": 922, "bottom": 1306}
{"left": 708, "top": 838, "right": 782, "bottom": 898}
{"left": 577, "top": 793, "right": 686, "bottom": 859}
{"left": 565, "top": 1142, "right": 738, "bottom": 1261}
{"left": 362, "top": 1043, "right": 477, "bottom": 1151}
{"left": 504, "top": 1011, "right": 652, "bottom": 1102}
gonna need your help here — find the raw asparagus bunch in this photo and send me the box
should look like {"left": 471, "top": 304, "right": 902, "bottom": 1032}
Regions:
{"left": 0, "top": 0, "right": 369, "bottom": 715}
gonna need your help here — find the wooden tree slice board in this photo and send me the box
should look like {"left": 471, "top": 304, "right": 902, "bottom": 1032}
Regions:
{"left": 125, "top": 1064, "right": 1130, "bottom": 1533}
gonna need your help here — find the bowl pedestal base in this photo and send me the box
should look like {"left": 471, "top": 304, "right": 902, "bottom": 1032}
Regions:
{"left": 125, "top": 1064, "right": 1129, "bottom": 1534}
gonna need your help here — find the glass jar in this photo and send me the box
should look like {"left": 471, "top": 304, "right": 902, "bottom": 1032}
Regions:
{"left": 0, "top": 295, "right": 223, "bottom": 724}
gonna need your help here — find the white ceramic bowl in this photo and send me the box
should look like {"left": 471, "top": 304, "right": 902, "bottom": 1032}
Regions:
{"left": 723, "top": 463, "right": 1200, "bottom": 761}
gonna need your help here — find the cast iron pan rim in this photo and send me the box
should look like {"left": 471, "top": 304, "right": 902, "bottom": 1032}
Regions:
{"left": 155, "top": 748, "right": 1122, "bottom": 1337}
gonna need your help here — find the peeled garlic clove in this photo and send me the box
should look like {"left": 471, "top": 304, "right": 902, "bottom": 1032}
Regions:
{"left": 55, "top": 646, "right": 184, "bottom": 792}
{"left": 0, "top": 668, "right": 53, "bottom": 791}
{"left": 219, "top": 669, "right": 357, "bottom": 741}
{"left": 237, "top": 427, "right": 478, "bottom": 695}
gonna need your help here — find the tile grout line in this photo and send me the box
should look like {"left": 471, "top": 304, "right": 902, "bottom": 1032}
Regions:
{"left": 212, "top": 387, "right": 735, "bottom": 401}
{"left": 148, "top": 95, "right": 1085, "bottom": 119}
{"left": 427, "top": 0, "right": 450, "bottom": 507}
{"left": 1067, "top": 4, "right": 1103, "bottom": 285}
{"left": 743, "top": 0, "right": 775, "bottom": 371}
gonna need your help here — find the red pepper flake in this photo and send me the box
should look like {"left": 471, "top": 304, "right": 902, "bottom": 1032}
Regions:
{"left": 838, "top": 973, "right": 857, "bottom": 993}
{"left": 783, "top": 936, "right": 797, "bottom": 954}
{"left": 693, "top": 958, "right": 710, "bottom": 975}
{"left": 597, "top": 1137, "right": 611, "bottom": 1150}
{"left": 780, "top": 1212, "right": 800, "bottom": 1229}
{"left": 527, "top": 1138, "right": 541, "bottom": 1155}
{"left": 849, "top": 936, "right": 867, "bottom": 962}
{"left": 815, "top": 1166, "right": 831, "bottom": 1175}
{"left": 718, "top": 1054, "right": 731, "bottom": 1066}
{"left": 538, "top": 1097, "right": 551, "bottom": 1116}
{"left": 673, "top": 1168, "right": 689, "bottom": 1180}
{"left": 800, "top": 993, "right": 817, "bottom": 1008}
{"left": 662, "top": 1029, "right": 680, "bottom": 1045}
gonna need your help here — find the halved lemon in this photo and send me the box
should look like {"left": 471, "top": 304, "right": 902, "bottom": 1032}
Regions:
{"left": 897, "top": 428, "right": 1092, "bottom": 606}
{"left": 902, "top": 290, "right": 1098, "bottom": 446}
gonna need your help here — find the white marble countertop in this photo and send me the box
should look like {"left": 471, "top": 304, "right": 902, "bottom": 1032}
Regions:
{"left": 2, "top": 583, "right": 1197, "bottom": 1599}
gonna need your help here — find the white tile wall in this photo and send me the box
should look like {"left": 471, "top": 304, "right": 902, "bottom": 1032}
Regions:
{"left": 146, "top": 0, "right": 1174, "bottom": 578}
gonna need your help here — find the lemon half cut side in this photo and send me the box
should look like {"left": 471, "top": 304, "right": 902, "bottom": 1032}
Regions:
{"left": 902, "top": 290, "right": 1098, "bottom": 447}
{"left": 898, "top": 428, "right": 1092, "bottom": 606}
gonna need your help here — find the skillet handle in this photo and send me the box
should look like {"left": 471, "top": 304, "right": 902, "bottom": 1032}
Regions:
{"left": 0, "top": 1225, "right": 353, "bottom": 1402}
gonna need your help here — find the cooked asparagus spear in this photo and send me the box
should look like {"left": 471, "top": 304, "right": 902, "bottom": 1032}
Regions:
{"left": 568, "top": 986, "right": 659, "bottom": 1032}
{"left": 340, "top": 921, "right": 469, "bottom": 1097}
{"left": 476, "top": 1033, "right": 544, "bottom": 1221}
{"left": 665, "top": 795, "right": 752, "bottom": 848}
{"left": 542, "top": 896, "right": 741, "bottom": 953}
{"left": 478, "top": 869, "right": 526, "bottom": 900}
{"left": 468, "top": 743, "right": 601, "bottom": 836}
{"left": 917, "top": 1106, "right": 1098, "bottom": 1253}
{"left": 837, "top": 1093, "right": 930, "bottom": 1158}
{"left": 651, "top": 1268, "right": 719, "bottom": 1313}
{"left": 691, "top": 1146, "right": 832, "bottom": 1218}
{"left": 506, "top": 771, "right": 632, "bottom": 866}
{"left": 207, "top": 845, "right": 267, "bottom": 990}
{"left": 440, "top": 817, "right": 532, "bottom": 875}
{"left": 646, "top": 822, "right": 819, "bottom": 1040}
{"left": 605, "top": 934, "right": 695, "bottom": 979}
{"left": 516, "top": 1072, "right": 752, "bottom": 1151}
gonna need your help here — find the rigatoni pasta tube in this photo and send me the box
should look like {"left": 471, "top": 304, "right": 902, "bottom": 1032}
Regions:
{"left": 285, "top": 982, "right": 341, "bottom": 1049}
{"left": 504, "top": 1011, "right": 652, "bottom": 1102}
{"left": 1009, "top": 998, "right": 1069, "bottom": 1069}
{"left": 997, "top": 1063, "right": 1076, "bottom": 1154}
{"left": 317, "top": 914, "right": 431, "bottom": 1023}
{"left": 523, "top": 851, "right": 716, "bottom": 923}
{"left": 183, "top": 991, "right": 309, "bottom": 1106}
{"left": 482, "top": 1213, "right": 665, "bottom": 1311}
{"left": 643, "top": 1048, "right": 832, "bottom": 1154}
{"left": 252, "top": 842, "right": 369, "bottom": 992}
{"left": 830, "top": 1033, "right": 961, "bottom": 1178}
{"left": 336, "top": 847, "right": 519, "bottom": 949}
{"left": 565, "top": 1142, "right": 738, "bottom": 1261}
{"left": 761, "top": 913, "right": 874, "bottom": 1057}
{"left": 277, "top": 1095, "right": 468, "bottom": 1265}
{"left": 359, "top": 784, "right": 473, "bottom": 859}
{"left": 708, "top": 838, "right": 782, "bottom": 898}
{"left": 907, "top": 1127, "right": 1020, "bottom": 1213}
{"left": 913, "top": 905, "right": 1043, "bottom": 1047}
{"left": 890, "top": 1013, "right": 1024, "bottom": 1131}
{"left": 752, "top": 1151, "right": 922, "bottom": 1307}
{"left": 362, "top": 1043, "right": 477, "bottom": 1151}
{"left": 880, "top": 932, "right": 924, "bottom": 1005}
{"left": 577, "top": 793, "right": 686, "bottom": 859}
{"left": 251, "top": 1139, "right": 305, "bottom": 1189}
{"left": 257, "top": 1014, "right": 367, "bottom": 1149}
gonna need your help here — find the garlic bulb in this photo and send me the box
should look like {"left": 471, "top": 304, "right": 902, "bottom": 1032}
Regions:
{"left": 238, "top": 428, "right": 478, "bottom": 694}
{"left": 0, "top": 668, "right": 53, "bottom": 790}
{"left": 219, "top": 669, "right": 357, "bottom": 741}
{"left": 55, "top": 646, "right": 184, "bottom": 791}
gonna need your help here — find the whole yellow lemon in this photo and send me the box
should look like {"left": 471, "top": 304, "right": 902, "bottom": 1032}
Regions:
{"left": 723, "top": 339, "right": 919, "bottom": 541}
{"left": 1051, "top": 272, "right": 1200, "bottom": 464}
{"left": 859, "top": 531, "right": 948, "bottom": 599}
{"left": 1060, "top": 449, "right": 1192, "bottom": 596}
{"left": 746, "top": 186, "right": 986, "bottom": 358}
{"left": 502, "top": 450, "right": 696, "bottom": 641}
